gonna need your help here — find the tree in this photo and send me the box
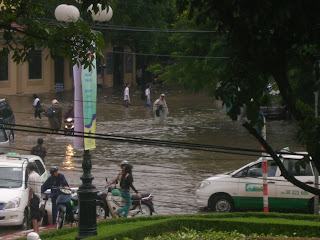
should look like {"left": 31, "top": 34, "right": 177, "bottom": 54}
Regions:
{"left": 166, "top": 0, "right": 320, "bottom": 194}
{"left": 101, "top": 0, "right": 176, "bottom": 88}
{"left": 0, "top": 0, "right": 107, "bottom": 69}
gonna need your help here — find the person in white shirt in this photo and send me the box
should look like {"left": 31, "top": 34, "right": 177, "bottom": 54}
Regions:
{"left": 153, "top": 93, "right": 169, "bottom": 123}
{"left": 123, "top": 83, "right": 131, "bottom": 107}
{"left": 27, "top": 162, "right": 42, "bottom": 233}
{"left": 144, "top": 85, "right": 151, "bottom": 107}
{"left": 32, "top": 94, "right": 43, "bottom": 119}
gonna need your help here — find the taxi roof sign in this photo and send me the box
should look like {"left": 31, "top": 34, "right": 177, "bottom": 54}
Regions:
{"left": 6, "top": 152, "right": 21, "bottom": 158}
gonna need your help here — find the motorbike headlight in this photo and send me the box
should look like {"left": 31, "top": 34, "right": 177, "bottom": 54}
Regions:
{"left": 4, "top": 197, "right": 21, "bottom": 209}
{"left": 71, "top": 126, "right": 74, "bottom": 129}
{"left": 67, "top": 118, "right": 72, "bottom": 122}
{"left": 198, "top": 181, "right": 210, "bottom": 190}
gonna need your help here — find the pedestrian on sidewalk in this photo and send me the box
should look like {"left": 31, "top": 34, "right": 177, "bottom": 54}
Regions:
{"left": 32, "top": 94, "right": 43, "bottom": 119}
{"left": 144, "top": 85, "right": 151, "bottom": 107}
{"left": 31, "top": 138, "right": 46, "bottom": 162}
{"left": 27, "top": 162, "right": 42, "bottom": 233}
{"left": 123, "top": 83, "right": 131, "bottom": 107}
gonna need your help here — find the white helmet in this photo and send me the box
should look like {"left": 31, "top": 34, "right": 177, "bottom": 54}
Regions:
{"left": 120, "top": 160, "right": 129, "bottom": 166}
{"left": 27, "top": 232, "right": 40, "bottom": 240}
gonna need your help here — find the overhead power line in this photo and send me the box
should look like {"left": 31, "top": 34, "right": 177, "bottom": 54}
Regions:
{"left": 3, "top": 123, "right": 264, "bottom": 157}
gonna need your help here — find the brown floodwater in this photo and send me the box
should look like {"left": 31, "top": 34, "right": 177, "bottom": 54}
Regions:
{"left": 0, "top": 86, "right": 304, "bottom": 235}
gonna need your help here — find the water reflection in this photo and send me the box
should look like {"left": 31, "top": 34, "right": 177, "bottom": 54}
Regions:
{"left": 63, "top": 144, "right": 76, "bottom": 170}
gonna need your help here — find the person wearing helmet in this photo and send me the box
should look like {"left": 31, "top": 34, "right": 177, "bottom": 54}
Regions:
{"left": 41, "top": 166, "right": 69, "bottom": 224}
{"left": 108, "top": 160, "right": 129, "bottom": 186}
{"left": 45, "top": 99, "right": 62, "bottom": 133}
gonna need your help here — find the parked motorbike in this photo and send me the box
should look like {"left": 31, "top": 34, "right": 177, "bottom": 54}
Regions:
{"left": 64, "top": 117, "right": 74, "bottom": 135}
{"left": 96, "top": 178, "right": 154, "bottom": 219}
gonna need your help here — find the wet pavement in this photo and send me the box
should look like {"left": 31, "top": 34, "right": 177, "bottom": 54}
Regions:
{"left": 0, "top": 86, "right": 304, "bottom": 236}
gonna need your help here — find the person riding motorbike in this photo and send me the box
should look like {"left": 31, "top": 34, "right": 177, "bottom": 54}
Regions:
{"left": 41, "top": 166, "right": 69, "bottom": 224}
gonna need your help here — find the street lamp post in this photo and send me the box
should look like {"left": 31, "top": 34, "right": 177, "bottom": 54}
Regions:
{"left": 54, "top": 3, "right": 113, "bottom": 239}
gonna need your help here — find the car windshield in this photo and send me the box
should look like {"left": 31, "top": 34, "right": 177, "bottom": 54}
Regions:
{"left": 0, "top": 167, "right": 23, "bottom": 188}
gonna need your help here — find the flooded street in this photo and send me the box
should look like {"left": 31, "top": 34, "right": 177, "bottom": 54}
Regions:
{"left": 1, "top": 87, "right": 304, "bottom": 235}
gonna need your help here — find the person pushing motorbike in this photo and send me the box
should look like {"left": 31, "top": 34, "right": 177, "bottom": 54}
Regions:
{"left": 41, "top": 166, "right": 69, "bottom": 224}
{"left": 108, "top": 160, "right": 129, "bottom": 186}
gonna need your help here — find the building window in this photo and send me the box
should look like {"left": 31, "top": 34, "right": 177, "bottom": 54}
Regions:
{"left": 125, "top": 54, "right": 132, "bottom": 73}
{"left": 29, "top": 50, "right": 42, "bottom": 79}
{"left": 106, "top": 52, "right": 113, "bottom": 74}
{"left": 0, "top": 53, "right": 8, "bottom": 81}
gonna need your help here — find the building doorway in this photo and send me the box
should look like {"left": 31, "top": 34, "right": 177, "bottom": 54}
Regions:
{"left": 113, "top": 47, "right": 124, "bottom": 87}
{"left": 54, "top": 56, "right": 64, "bottom": 92}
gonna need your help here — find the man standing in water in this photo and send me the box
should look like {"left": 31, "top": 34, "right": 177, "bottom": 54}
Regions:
{"left": 45, "top": 99, "right": 62, "bottom": 133}
{"left": 144, "top": 85, "right": 151, "bottom": 107}
{"left": 31, "top": 138, "right": 47, "bottom": 162}
{"left": 123, "top": 83, "right": 131, "bottom": 107}
{"left": 153, "top": 93, "right": 169, "bottom": 123}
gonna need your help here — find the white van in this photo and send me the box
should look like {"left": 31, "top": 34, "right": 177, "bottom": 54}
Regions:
{"left": 0, "top": 153, "right": 47, "bottom": 229}
{"left": 196, "top": 152, "right": 317, "bottom": 213}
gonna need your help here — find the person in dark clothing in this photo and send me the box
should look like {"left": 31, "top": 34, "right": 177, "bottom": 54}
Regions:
{"left": 64, "top": 105, "right": 74, "bottom": 119}
{"left": 114, "top": 164, "right": 141, "bottom": 218}
{"left": 31, "top": 138, "right": 46, "bottom": 162}
{"left": 41, "top": 166, "right": 69, "bottom": 224}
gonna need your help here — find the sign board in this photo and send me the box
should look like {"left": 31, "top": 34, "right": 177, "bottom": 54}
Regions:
{"left": 55, "top": 83, "right": 64, "bottom": 92}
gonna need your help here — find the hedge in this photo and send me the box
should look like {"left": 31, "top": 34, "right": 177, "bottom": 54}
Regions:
{"left": 17, "top": 212, "right": 320, "bottom": 240}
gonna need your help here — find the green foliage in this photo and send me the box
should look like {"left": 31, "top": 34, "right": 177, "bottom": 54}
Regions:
{"left": 102, "top": 0, "right": 176, "bottom": 79}
{"left": 142, "top": 229, "right": 248, "bottom": 240}
{"left": 0, "top": 0, "right": 106, "bottom": 69}
{"left": 17, "top": 212, "right": 320, "bottom": 240}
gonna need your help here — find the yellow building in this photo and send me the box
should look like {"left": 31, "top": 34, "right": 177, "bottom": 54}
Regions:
{"left": 0, "top": 44, "right": 136, "bottom": 95}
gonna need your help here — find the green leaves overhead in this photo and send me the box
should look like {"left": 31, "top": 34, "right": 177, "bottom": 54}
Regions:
{"left": 0, "top": 0, "right": 106, "bottom": 68}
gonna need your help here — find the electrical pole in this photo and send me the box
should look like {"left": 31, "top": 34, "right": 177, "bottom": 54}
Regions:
{"left": 314, "top": 61, "right": 319, "bottom": 215}
{"left": 314, "top": 90, "right": 319, "bottom": 215}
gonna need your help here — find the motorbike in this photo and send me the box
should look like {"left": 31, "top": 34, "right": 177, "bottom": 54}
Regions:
{"left": 56, "top": 188, "right": 78, "bottom": 229}
{"left": 39, "top": 187, "right": 78, "bottom": 228}
{"left": 64, "top": 117, "right": 74, "bottom": 135}
{"left": 96, "top": 178, "right": 155, "bottom": 219}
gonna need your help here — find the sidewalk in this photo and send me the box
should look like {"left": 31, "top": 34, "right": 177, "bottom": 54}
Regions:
{"left": 0, "top": 224, "right": 70, "bottom": 240}
{"left": 0, "top": 219, "right": 108, "bottom": 240}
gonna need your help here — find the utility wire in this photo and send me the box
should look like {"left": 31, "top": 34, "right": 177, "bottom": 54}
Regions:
{"left": 4, "top": 122, "right": 265, "bottom": 155}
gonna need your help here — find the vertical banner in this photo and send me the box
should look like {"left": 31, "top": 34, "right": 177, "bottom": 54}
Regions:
{"left": 73, "top": 64, "right": 84, "bottom": 149}
{"left": 81, "top": 55, "right": 97, "bottom": 150}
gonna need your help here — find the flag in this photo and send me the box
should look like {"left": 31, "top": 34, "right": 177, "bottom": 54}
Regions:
{"left": 81, "top": 56, "right": 97, "bottom": 150}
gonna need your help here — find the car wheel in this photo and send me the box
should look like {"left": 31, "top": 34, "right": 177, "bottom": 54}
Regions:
{"left": 209, "top": 194, "right": 234, "bottom": 212}
{"left": 21, "top": 209, "right": 29, "bottom": 230}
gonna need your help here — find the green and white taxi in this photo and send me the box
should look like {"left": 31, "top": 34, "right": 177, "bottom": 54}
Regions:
{"left": 196, "top": 152, "right": 317, "bottom": 213}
